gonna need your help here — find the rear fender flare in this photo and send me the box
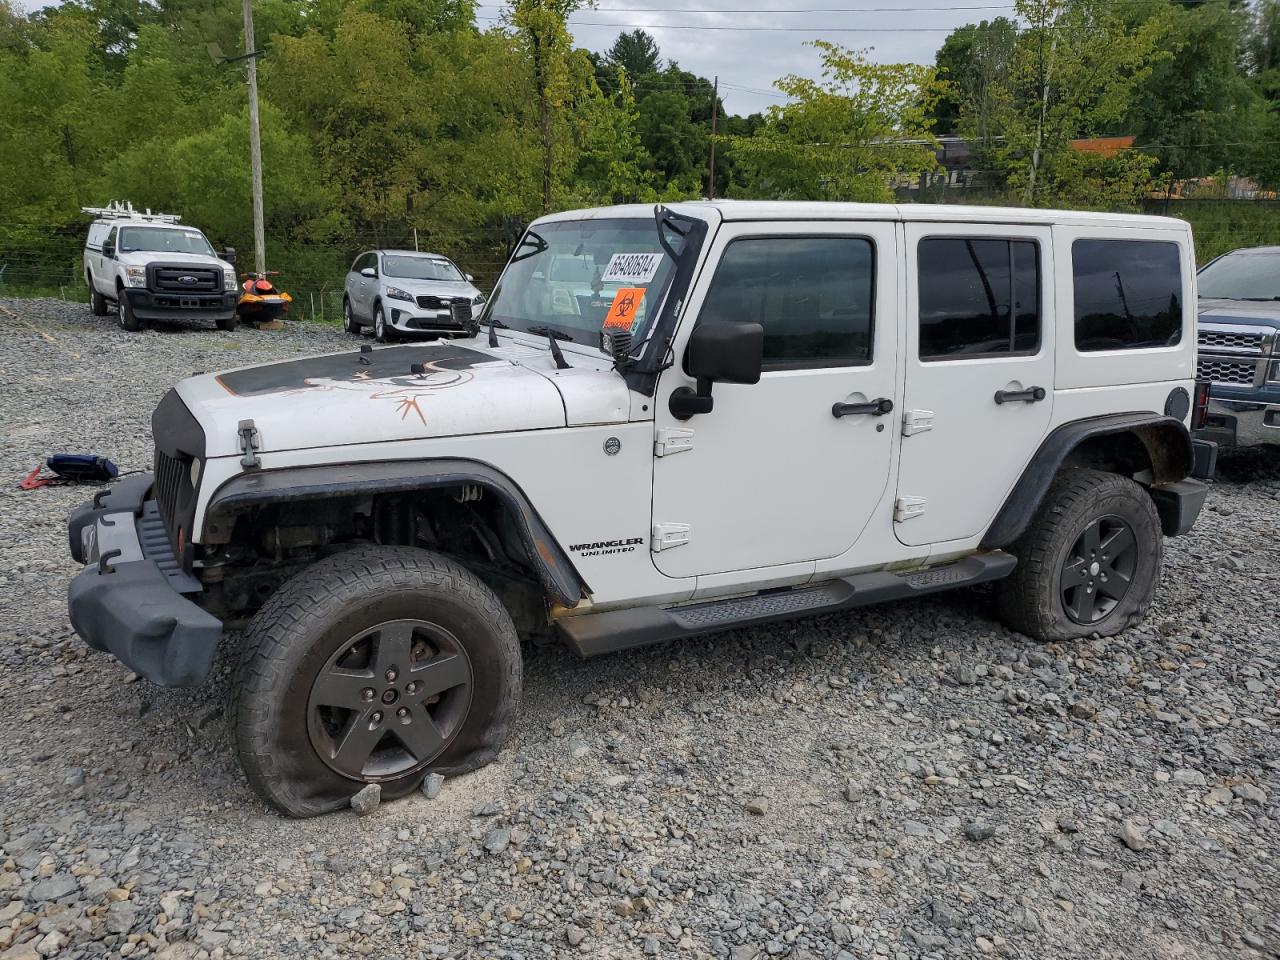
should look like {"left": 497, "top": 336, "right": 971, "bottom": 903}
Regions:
{"left": 202, "top": 458, "right": 588, "bottom": 607}
{"left": 982, "top": 412, "right": 1193, "bottom": 549}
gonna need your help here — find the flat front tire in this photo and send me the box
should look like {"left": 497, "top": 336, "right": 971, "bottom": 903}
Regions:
{"left": 234, "top": 547, "right": 521, "bottom": 817}
{"left": 995, "top": 468, "right": 1162, "bottom": 642}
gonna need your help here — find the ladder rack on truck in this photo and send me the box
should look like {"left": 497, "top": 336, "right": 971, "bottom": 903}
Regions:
{"left": 80, "top": 201, "right": 181, "bottom": 224}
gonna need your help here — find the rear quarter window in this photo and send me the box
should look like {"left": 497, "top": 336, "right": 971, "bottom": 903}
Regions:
{"left": 1072, "top": 239, "right": 1183, "bottom": 352}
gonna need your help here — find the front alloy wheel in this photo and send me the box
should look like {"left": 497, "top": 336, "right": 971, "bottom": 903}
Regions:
{"left": 342, "top": 298, "right": 358, "bottom": 335}
{"left": 374, "top": 303, "right": 390, "bottom": 342}
{"left": 307, "top": 619, "right": 473, "bottom": 781}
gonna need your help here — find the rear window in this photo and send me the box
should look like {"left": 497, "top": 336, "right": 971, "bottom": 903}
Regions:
{"left": 1073, "top": 239, "right": 1183, "bottom": 352}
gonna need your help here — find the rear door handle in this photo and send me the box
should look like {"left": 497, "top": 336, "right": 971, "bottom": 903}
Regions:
{"left": 832, "top": 398, "right": 894, "bottom": 418}
{"left": 994, "top": 386, "right": 1046, "bottom": 405}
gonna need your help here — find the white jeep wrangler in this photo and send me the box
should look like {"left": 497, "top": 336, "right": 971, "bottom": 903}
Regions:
{"left": 82, "top": 202, "right": 240, "bottom": 331}
{"left": 66, "top": 202, "right": 1215, "bottom": 816}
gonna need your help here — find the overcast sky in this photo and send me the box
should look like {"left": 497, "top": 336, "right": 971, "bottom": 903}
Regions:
{"left": 13, "top": 0, "right": 1014, "bottom": 115}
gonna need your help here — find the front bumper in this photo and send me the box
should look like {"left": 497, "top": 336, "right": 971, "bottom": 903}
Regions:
{"left": 123, "top": 288, "right": 238, "bottom": 322}
{"left": 66, "top": 474, "right": 221, "bottom": 687}
{"left": 1197, "top": 397, "right": 1280, "bottom": 449}
{"left": 387, "top": 303, "right": 473, "bottom": 336}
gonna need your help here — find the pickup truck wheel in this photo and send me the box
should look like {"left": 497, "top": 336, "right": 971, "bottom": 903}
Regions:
{"left": 342, "top": 298, "right": 359, "bottom": 335}
{"left": 89, "top": 278, "right": 108, "bottom": 316}
{"left": 374, "top": 303, "right": 392, "bottom": 343}
{"left": 216, "top": 313, "right": 239, "bottom": 332}
{"left": 234, "top": 546, "right": 521, "bottom": 818}
{"left": 995, "top": 468, "right": 1161, "bottom": 642}
{"left": 116, "top": 291, "right": 143, "bottom": 332}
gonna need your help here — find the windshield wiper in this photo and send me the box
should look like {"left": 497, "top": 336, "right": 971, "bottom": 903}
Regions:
{"left": 527, "top": 324, "right": 573, "bottom": 370}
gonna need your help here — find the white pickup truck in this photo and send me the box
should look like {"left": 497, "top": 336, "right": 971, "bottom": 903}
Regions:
{"left": 83, "top": 202, "right": 239, "bottom": 331}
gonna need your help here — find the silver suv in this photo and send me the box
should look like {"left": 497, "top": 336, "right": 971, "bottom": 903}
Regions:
{"left": 342, "top": 249, "right": 485, "bottom": 342}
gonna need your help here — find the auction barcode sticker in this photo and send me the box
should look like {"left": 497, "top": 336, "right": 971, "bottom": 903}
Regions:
{"left": 601, "top": 252, "right": 663, "bottom": 285}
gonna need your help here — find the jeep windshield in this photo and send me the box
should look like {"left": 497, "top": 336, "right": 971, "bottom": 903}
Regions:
{"left": 118, "top": 226, "right": 215, "bottom": 257}
{"left": 383, "top": 255, "right": 464, "bottom": 282}
{"left": 483, "top": 218, "right": 677, "bottom": 348}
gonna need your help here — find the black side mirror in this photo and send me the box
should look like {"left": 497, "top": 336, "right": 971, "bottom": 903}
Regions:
{"left": 102, "top": 241, "right": 115, "bottom": 259}
{"left": 670, "top": 321, "right": 763, "bottom": 420}
{"left": 223, "top": 247, "right": 237, "bottom": 265}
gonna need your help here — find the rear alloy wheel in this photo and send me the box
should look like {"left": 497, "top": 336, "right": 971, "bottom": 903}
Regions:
{"left": 374, "top": 302, "right": 391, "bottom": 343}
{"left": 235, "top": 546, "right": 521, "bottom": 817}
{"left": 995, "top": 468, "right": 1161, "bottom": 641}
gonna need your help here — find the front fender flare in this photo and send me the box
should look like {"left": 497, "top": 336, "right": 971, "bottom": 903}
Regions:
{"left": 202, "top": 458, "right": 589, "bottom": 608}
{"left": 982, "top": 412, "right": 1193, "bottom": 549}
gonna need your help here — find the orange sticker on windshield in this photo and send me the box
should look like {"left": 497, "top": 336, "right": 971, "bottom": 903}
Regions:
{"left": 603, "top": 287, "right": 645, "bottom": 332}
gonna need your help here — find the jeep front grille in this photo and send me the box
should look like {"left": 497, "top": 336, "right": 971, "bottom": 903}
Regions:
{"left": 1197, "top": 357, "right": 1260, "bottom": 386}
{"left": 151, "top": 265, "right": 221, "bottom": 293}
{"left": 152, "top": 449, "right": 187, "bottom": 533}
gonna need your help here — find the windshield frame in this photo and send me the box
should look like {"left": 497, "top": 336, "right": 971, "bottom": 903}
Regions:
{"left": 381, "top": 254, "right": 466, "bottom": 283}
{"left": 479, "top": 210, "right": 708, "bottom": 361}
{"left": 1197, "top": 249, "right": 1280, "bottom": 302}
{"left": 117, "top": 225, "right": 216, "bottom": 257}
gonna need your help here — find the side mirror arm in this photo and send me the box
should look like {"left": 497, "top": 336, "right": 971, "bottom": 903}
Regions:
{"left": 669, "top": 377, "right": 715, "bottom": 420}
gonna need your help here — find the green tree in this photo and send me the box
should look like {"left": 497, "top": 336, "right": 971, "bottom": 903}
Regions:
{"left": 728, "top": 41, "right": 942, "bottom": 202}
{"left": 994, "top": 0, "right": 1166, "bottom": 207}
{"left": 930, "top": 17, "right": 1017, "bottom": 142}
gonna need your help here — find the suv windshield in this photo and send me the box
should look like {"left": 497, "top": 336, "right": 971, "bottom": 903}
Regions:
{"left": 117, "top": 226, "right": 215, "bottom": 257}
{"left": 383, "top": 255, "right": 464, "bottom": 282}
{"left": 1198, "top": 249, "right": 1280, "bottom": 301}
{"left": 484, "top": 218, "right": 676, "bottom": 347}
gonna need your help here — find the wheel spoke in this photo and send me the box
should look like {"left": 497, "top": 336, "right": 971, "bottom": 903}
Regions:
{"left": 331, "top": 709, "right": 384, "bottom": 775}
{"left": 1064, "top": 584, "right": 1087, "bottom": 623}
{"left": 408, "top": 652, "right": 470, "bottom": 699}
{"left": 390, "top": 703, "right": 446, "bottom": 763}
{"left": 371, "top": 622, "right": 416, "bottom": 676}
{"left": 1078, "top": 520, "right": 1101, "bottom": 557}
{"left": 1061, "top": 557, "right": 1089, "bottom": 589}
{"left": 1097, "top": 567, "right": 1131, "bottom": 601}
{"left": 311, "top": 667, "right": 374, "bottom": 709}
{"left": 1100, "top": 524, "right": 1135, "bottom": 561}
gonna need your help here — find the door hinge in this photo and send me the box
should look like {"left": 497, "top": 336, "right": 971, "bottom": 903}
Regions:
{"left": 902, "top": 409, "right": 934, "bottom": 437}
{"left": 237, "top": 419, "right": 261, "bottom": 469}
{"left": 894, "top": 496, "right": 927, "bottom": 522}
{"left": 652, "top": 522, "right": 691, "bottom": 551}
{"left": 654, "top": 427, "right": 694, "bottom": 457}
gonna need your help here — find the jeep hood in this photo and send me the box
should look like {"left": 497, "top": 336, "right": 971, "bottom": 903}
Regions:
{"left": 176, "top": 341, "right": 578, "bottom": 458}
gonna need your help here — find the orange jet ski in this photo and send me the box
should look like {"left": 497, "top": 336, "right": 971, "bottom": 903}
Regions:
{"left": 237, "top": 272, "right": 293, "bottom": 324}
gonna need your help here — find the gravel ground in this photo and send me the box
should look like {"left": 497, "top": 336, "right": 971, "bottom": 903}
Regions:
{"left": 0, "top": 297, "right": 1278, "bottom": 960}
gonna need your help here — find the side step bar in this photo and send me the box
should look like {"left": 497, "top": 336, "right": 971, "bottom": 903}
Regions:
{"left": 557, "top": 551, "right": 1017, "bottom": 658}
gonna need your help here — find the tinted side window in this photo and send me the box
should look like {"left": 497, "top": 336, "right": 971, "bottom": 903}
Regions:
{"left": 699, "top": 236, "right": 875, "bottom": 368}
{"left": 918, "top": 238, "right": 1040, "bottom": 360}
{"left": 1073, "top": 240, "right": 1182, "bottom": 351}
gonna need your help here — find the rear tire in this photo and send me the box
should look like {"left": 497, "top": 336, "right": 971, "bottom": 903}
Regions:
{"left": 995, "top": 468, "right": 1161, "bottom": 642}
{"left": 89, "top": 276, "right": 108, "bottom": 316}
{"left": 115, "top": 289, "right": 143, "bottom": 332}
{"left": 234, "top": 546, "right": 521, "bottom": 818}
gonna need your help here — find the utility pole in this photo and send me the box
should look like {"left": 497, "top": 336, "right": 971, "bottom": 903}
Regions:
{"left": 706, "top": 75, "right": 719, "bottom": 200}
{"left": 242, "top": 0, "right": 266, "bottom": 275}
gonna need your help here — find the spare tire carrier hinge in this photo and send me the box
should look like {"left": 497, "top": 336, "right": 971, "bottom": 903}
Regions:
{"left": 238, "top": 419, "right": 261, "bottom": 469}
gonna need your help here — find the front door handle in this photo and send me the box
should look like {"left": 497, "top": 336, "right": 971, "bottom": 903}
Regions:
{"left": 994, "top": 386, "right": 1046, "bottom": 405}
{"left": 832, "top": 397, "right": 894, "bottom": 418}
